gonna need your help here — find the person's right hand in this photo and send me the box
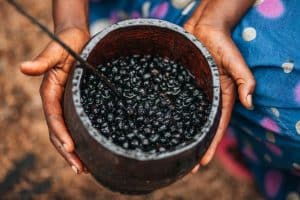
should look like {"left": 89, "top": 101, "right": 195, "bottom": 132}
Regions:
{"left": 187, "top": 23, "right": 255, "bottom": 173}
{"left": 20, "top": 27, "right": 90, "bottom": 174}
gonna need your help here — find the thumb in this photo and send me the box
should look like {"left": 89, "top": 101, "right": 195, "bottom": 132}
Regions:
{"left": 20, "top": 42, "right": 64, "bottom": 76}
{"left": 221, "top": 39, "right": 256, "bottom": 109}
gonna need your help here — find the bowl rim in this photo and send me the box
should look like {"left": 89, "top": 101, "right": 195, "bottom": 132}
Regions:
{"left": 71, "top": 18, "right": 221, "bottom": 161}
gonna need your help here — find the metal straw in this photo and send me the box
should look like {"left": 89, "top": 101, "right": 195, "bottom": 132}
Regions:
{"left": 6, "top": 0, "right": 125, "bottom": 101}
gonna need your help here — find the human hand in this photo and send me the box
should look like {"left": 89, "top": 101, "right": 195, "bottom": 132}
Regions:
{"left": 185, "top": 0, "right": 256, "bottom": 172}
{"left": 20, "top": 27, "right": 90, "bottom": 174}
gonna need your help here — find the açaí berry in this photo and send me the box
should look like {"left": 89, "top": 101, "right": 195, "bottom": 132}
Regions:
{"left": 80, "top": 55, "right": 211, "bottom": 153}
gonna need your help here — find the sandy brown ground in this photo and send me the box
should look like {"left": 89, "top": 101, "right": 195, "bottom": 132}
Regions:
{"left": 0, "top": 1, "right": 263, "bottom": 199}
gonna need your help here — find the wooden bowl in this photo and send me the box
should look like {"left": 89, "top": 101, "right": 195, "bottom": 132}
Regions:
{"left": 63, "top": 19, "right": 221, "bottom": 194}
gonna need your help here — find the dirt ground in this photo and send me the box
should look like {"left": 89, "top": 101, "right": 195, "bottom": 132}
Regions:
{"left": 0, "top": 1, "right": 263, "bottom": 199}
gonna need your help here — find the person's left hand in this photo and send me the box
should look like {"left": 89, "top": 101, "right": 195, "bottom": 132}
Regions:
{"left": 184, "top": 2, "right": 256, "bottom": 173}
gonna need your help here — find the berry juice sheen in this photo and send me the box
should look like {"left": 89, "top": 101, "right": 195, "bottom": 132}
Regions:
{"left": 80, "top": 55, "right": 211, "bottom": 153}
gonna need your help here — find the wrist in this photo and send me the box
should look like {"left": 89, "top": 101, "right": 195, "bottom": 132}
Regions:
{"left": 190, "top": 0, "right": 256, "bottom": 31}
{"left": 54, "top": 23, "right": 89, "bottom": 35}
{"left": 52, "top": 0, "right": 89, "bottom": 35}
{"left": 195, "top": 16, "right": 231, "bottom": 33}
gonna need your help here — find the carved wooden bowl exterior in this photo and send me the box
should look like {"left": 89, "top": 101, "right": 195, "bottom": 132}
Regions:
{"left": 63, "top": 19, "right": 221, "bottom": 194}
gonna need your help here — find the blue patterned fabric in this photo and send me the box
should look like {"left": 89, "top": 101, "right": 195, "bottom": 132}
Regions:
{"left": 88, "top": 1, "right": 300, "bottom": 199}
{"left": 230, "top": 1, "right": 300, "bottom": 199}
{"left": 89, "top": 0, "right": 200, "bottom": 34}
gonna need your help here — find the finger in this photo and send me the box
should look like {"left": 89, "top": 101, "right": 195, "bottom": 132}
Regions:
{"left": 40, "top": 71, "right": 75, "bottom": 153}
{"left": 20, "top": 28, "right": 90, "bottom": 76}
{"left": 20, "top": 42, "right": 65, "bottom": 76}
{"left": 191, "top": 164, "right": 200, "bottom": 174}
{"left": 50, "top": 133, "right": 84, "bottom": 174}
{"left": 219, "top": 39, "right": 256, "bottom": 109}
{"left": 201, "top": 77, "right": 235, "bottom": 165}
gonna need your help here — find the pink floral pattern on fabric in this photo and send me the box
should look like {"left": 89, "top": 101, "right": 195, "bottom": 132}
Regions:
{"left": 242, "top": 145, "right": 259, "bottom": 162}
{"left": 260, "top": 117, "right": 280, "bottom": 133}
{"left": 150, "top": 2, "right": 169, "bottom": 19}
{"left": 264, "top": 170, "right": 283, "bottom": 198}
{"left": 131, "top": 11, "right": 141, "bottom": 19}
{"left": 257, "top": 0, "right": 285, "bottom": 18}
{"left": 294, "top": 82, "right": 300, "bottom": 104}
{"left": 265, "top": 142, "right": 283, "bottom": 156}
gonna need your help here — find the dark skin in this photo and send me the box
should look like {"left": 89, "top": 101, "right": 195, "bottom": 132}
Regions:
{"left": 20, "top": 0, "right": 256, "bottom": 174}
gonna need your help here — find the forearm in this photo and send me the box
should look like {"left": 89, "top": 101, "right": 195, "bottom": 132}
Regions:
{"left": 52, "top": 0, "right": 89, "bottom": 33}
{"left": 193, "top": 0, "right": 256, "bottom": 30}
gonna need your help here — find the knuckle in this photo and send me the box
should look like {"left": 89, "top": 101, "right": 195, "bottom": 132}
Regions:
{"left": 193, "top": 25, "right": 211, "bottom": 39}
{"left": 78, "top": 29, "right": 90, "bottom": 40}
{"left": 183, "top": 23, "right": 194, "bottom": 32}
{"left": 217, "top": 46, "right": 225, "bottom": 58}
{"left": 248, "top": 77, "right": 256, "bottom": 88}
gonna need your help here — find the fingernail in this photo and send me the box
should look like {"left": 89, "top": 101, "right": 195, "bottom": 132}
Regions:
{"left": 246, "top": 94, "right": 254, "bottom": 110}
{"left": 71, "top": 165, "right": 79, "bottom": 174}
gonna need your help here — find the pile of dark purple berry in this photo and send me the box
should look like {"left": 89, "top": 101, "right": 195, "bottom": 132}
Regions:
{"left": 80, "top": 55, "right": 210, "bottom": 153}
